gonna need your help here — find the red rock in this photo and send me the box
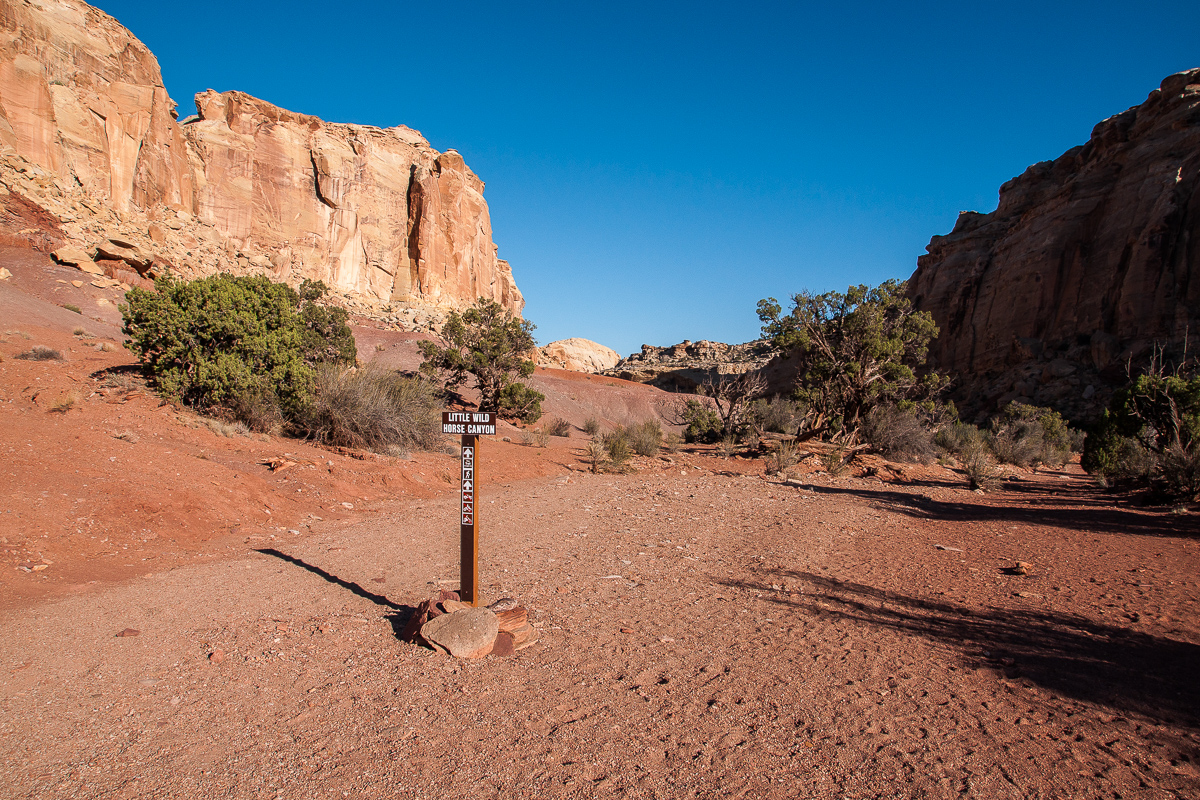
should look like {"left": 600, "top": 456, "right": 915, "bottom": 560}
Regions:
{"left": 908, "top": 68, "right": 1200, "bottom": 419}
{"left": 420, "top": 608, "right": 499, "bottom": 659}
{"left": 114, "top": 628, "right": 140, "bottom": 637}
{"left": 489, "top": 631, "right": 516, "bottom": 658}
{"left": 0, "top": 0, "right": 524, "bottom": 322}
{"left": 494, "top": 607, "right": 528, "bottom": 633}
{"left": 208, "top": 649, "right": 226, "bottom": 664}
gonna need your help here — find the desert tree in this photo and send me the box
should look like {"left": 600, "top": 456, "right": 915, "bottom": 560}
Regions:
{"left": 757, "top": 279, "right": 945, "bottom": 437}
{"left": 418, "top": 297, "right": 544, "bottom": 421}
{"left": 700, "top": 370, "right": 767, "bottom": 438}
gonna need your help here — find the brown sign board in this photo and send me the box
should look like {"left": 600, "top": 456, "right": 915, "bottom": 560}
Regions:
{"left": 442, "top": 411, "right": 496, "bottom": 436}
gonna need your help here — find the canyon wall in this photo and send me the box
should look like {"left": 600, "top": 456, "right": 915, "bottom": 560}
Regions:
{"left": 0, "top": 0, "right": 522, "bottom": 324}
{"left": 909, "top": 68, "right": 1200, "bottom": 420}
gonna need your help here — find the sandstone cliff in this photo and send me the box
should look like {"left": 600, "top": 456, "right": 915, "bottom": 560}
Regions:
{"left": 537, "top": 338, "right": 621, "bottom": 374}
{"left": 606, "top": 340, "right": 774, "bottom": 392}
{"left": 0, "top": 0, "right": 522, "bottom": 327}
{"left": 909, "top": 68, "right": 1200, "bottom": 420}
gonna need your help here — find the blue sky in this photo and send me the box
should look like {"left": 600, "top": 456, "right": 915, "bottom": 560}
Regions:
{"left": 96, "top": 1, "right": 1199, "bottom": 356}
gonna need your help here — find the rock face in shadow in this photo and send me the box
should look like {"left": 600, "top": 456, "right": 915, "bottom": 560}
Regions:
{"left": 0, "top": 0, "right": 523, "bottom": 324}
{"left": 908, "top": 69, "right": 1200, "bottom": 421}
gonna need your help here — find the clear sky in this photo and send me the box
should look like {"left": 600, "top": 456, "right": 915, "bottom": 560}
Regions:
{"left": 94, "top": 0, "right": 1199, "bottom": 357}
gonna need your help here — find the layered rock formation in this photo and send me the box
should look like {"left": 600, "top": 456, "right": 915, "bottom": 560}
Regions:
{"left": 909, "top": 68, "right": 1200, "bottom": 420}
{"left": 606, "top": 340, "right": 773, "bottom": 392}
{"left": 537, "top": 338, "right": 621, "bottom": 373}
{"left": 0, "top": 0, "right": 522, "bottom": 327}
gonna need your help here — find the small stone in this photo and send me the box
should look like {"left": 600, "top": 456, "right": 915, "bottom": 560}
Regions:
{"left": 0, "top": 267, "right": 10, "bottom": 280}
{"left": 115, "top": 628, "right": 140, "bottom": 637}
{"left": 341, "top": 502, "right": 353, "bottom": 509}
{"left": 71, "top": 280, "right": 83, "bottom": 287}
{"left": 1011, "top": 561, "right": 1032, "bottom": 575}
{"left": 209, "top": 649, "right": 226, "bottom": 664}
{"left": 487, "top": 597, "right": 519, "bottom": 612}
{"left": 440, "top": 599, "right": 469, "bottom": 613}
{"left": 147, "top": 223, "right": 166, "bottom": 244}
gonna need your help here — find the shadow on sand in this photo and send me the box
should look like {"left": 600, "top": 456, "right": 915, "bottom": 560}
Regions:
{"left": 255, "top": 548, "right": 418, "bottom": 639}
{"left": 721, "top": 569, "right": 1200, "bottom": 729}
{"left": 797, "top": 479, "right": 1200, "bottom": 539}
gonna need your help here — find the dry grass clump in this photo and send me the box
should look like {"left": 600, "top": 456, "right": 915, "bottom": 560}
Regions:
{"left": 49, "top": 390, "right": 82, "bottom": 413}
{"left": 111, "top": 430, "right": 140, "bottom": 443}
{"left": 582, "top": 417, "right": 601, "bottom": 436}
{"left": 205, "top": 418, "right": 251, "bottom": 438}
{"left": 523, "top": 428, "right": 550, "bottom": 448}
{"left": 664, "top": 432, "right": 683, "bottom": 454}
{"left": 586, "top": 439, "right": 607, "bottom": 473}
{"left": 73, "top": 327, "right": 94, "bottom": 338}
{"left": 765, "top": 439, "right": 801, "bottom": 475}
{"left": 61, "top": 303, "right": 82, "bottom": 314}
{"left": 543, "top": 417, "right": 572, "bottom": 437}
{"left": 861, "top": 405, "right": 936, "bottom": 463}
{"left": 16, "top": 346, "right": 64, "bottom": 361}
{"left": 96, "top": 341, "right": 117, "bottom": 352}
{"left": 627, "top": 419, "right": 663, "bottom": 456}
{"left": 4, "top": 330, "right": 33, "bottom": 340}
{"left": 820, "top": 444, "right": 853, "bottom": 476}
{"left": 1161, "top": 444, "right": 1200, "bottom": 501}
{"left": 717, "top": 435, "right": 739, "bottom": 459}
{"left": 101, "top": 371, "right": 138, "bottom": 392}
{"left": 295, "top": 364, "right": 442, "bottom": 453}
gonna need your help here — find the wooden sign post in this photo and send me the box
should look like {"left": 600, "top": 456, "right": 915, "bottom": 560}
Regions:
{"left": 441, "top": 411, "right": 496, "bottom": 607}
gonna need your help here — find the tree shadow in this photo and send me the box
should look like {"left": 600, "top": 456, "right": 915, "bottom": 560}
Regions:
{"left": 255, "top": 548, "right": 418, "bottom": 639}
{"left": 721, "top": 569, "right": 1200, "bottom": 728}
{"left": 797, "top": 481, "right": 1200, "bottom": 539}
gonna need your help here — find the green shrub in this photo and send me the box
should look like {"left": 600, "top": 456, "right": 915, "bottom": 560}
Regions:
{"left": 1083, "top": 366, "right": 1200, "bottom": 500}
{"left": 989, "top": 402, "right": 1076, "bottom": 468}
{"left": 861, "top": 405, "right": 935, "bottom": 463}
{"left": 601, "top": 428, "right": 632, "bottom": 468}
{"left": 628, "top": 419, "right": 663, "bottom": 456}
{"left": 749, "top": 396, "right": 806, "bottom": 435}
{"left": 582, "top": 417, "right": 601, "bottom": 436}
{"left": 294, "top": 364, "right": 442, "bottom": 452}
{"left": 680, "top": 399, "right": 722, "bottom": 443}
{"left": 1081, "top": 413, "right": 1158, "bottom": 481}
{"left": 664, "top": 432, "right": 682, "bottom": 454}
{"left": 121, "top": 274, "right": 354, "bottom": 418}
{"left": 935, "top": 421, "right": 986, "bottom": 456}
{"left": 61, "top": 303, "right": 81, "bottom": 314}
{"left": 498, "top": 382, "right": 544, "bottom": 424}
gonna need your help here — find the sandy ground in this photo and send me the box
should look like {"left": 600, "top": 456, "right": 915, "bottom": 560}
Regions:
{"left": 2, "top": 247, "right": 1199, "bottom": 799}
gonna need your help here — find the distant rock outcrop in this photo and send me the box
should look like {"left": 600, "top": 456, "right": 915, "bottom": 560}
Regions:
{"left": 606, "top": 340, "right": 773, "bottom": 392}
{"left": 538, "top": 338, "right": 621, "bottom": 373}
{"left": 0, "top": 0, "right": 523, "bottom": 328}
{"left": 909, "top": 68, "right": 1200, "bottom": 420}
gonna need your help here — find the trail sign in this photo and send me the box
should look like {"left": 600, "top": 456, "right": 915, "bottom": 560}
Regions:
{"left": 442, "top": 411, "right": 496, "bottom": 436}
{"left": 443, "top": 411, "right": 495, "bottom": 605}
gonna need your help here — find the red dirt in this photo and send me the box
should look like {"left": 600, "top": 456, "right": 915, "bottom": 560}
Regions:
{"left": 1, "top": 247, "right": 1198, "bottom": 799}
